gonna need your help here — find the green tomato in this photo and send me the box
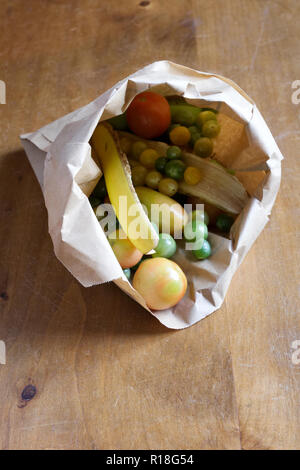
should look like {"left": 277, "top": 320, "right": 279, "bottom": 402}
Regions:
{"left": 131, "top": 165, "right": 147, "bottom": 186}
{"left": 165, "top": 159, "right": 186, "bottom": 181}
{"left": 193, "top": 137, "right": 213, "bottom": 158}
{"left": 191, "top": 209, "right": 209, "bottom": 226}
{"left": 216, "top": 214, "right": 234, "bottom": 232}
{"left": 193, "top": 239, "right": 212, "bottom": 260}
{"left": 184, "top": 219, "right": 208, "bottom": 242}
{"left": 131, "top": 141, "right": 148, "bottom": 160}
{"left": 188, "top": 126, "right": 199, "bottom": 135}
{"left": 152, "top": 233, "right": 177, "bottom": 259}
{"left": 170, "top": 104, "right": 200, "bottom": 127}
{"left": 145, "top": 170, "right": 162, "bottom": 189}
{"left": 196, "top": 110, "right": 217, "bottom": 129}
{"left": 107, "top": 112, "right": 128, "bottom": 130}
{"left": 200, "top": 108, "right": 218, "bottom": 114}
{"left": 166, "top": 146, "right": 182, "bottom": 160}
{"left": 190, "top": 131, "right": 202, "bottom": 147}
{"left": 202, "top": 120, "right": 221, "bottom": 138}
{"left": 93, "top": 177, "right": 107, "bottom": 200}
{"left": 155, "top": 156, "right": 168, "bottom": 173}
{"left": 123, "top": 268, "right": 131, "bottom": 280}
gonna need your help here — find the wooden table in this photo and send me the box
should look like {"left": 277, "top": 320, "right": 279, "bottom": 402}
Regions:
{"left": 0, "top": 0, "right": 299, "bottom": 450}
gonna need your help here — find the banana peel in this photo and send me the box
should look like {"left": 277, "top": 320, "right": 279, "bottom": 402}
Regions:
{"left": 135, "top": 186, "right": 188, "bottom": 235}
{"left": 178, "top": 153, "right": 248, "bottom": 214}
{"left": 118, "top": 131, "right": 249, "bottom": 215}
{"left": 91, "top": 123, "right": 159, "bottom": 254}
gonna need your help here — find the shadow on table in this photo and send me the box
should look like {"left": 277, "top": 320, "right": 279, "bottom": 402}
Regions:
{"left": 0, "top": 148, "right": 172, "bottom": 339}
{"left": 80, "top": 282, "right": 172, "bottom": 338}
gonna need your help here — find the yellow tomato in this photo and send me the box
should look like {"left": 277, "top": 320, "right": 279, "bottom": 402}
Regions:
{"left": 132, "top": 258, "right": 187, "bottom": 310}
{"left": 145, "top": 170, "right": 163, "bottom": 189}
{"left": 169, "top": 126, "right": 191, "bottom": 146}
{"left": 139, "top": 148, "right": 159, "bottom": 169}
{"left": 184, "top": 166, "right": 202, "bottom": 185}
{"left": 158, "top": 177, "right": 178, "bottom": 197}
{"left": 130, "top": 141, "right": 147, "bottom": 160}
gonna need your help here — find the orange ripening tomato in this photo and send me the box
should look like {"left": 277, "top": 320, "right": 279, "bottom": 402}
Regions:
{"left": 132, "top": 258, "right": 187, "bottom": 310}
{"left": 108, "top": 229, "right": 143, "bottom": 269}
{"left": 126, "top": 91, "right": 171, "bottom": 139}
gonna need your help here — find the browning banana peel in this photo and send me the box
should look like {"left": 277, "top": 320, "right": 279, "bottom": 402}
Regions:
{"left": 118, "top": 131, "right": 249, "bottom": 215}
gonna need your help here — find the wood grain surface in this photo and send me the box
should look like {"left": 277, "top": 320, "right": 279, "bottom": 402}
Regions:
{"left": 0, "top": 0, "right": 299, "bottom": 450}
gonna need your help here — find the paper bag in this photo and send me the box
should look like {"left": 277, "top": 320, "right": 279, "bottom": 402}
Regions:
{"left": 20, "top": 61, "right": 283, "bottom": 329}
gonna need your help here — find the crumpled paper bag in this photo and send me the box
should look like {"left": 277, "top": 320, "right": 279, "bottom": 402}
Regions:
{"left": 20, "top": 61, "right": 283, "bottom": 329}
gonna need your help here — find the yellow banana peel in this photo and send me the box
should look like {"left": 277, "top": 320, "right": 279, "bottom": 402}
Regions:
{"left": 91, "top": 123, "right": 158, "bottom": 254}
{"left": 135, "top": 186, "right": 188, "bottom": 235}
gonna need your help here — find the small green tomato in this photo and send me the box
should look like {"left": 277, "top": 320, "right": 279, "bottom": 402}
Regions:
{"left": 166, "top": 146, "right": 182, "bottom": 160}
{"left": 196, "top": 110, "right": 217, "bottom": 128}
{"left": 216, "top": 214, "right": 234, "bottom": 232}
{"left": 191, "top": 209, "right": 209, "bottom": 226}
{"left": 145, "top": 170, "right": 162, "bottom": 189}
{"left": 165, "top": 159, "right": 186, "bottom": 181}
{"left": 184, "top": 219, "right": 208, "bottom": 242}
{"left": 202, "top": 120, "right": 220, "bottom": 138}
{"left": 130, "top": 141, "right": 147, "bottom": 160}
{"left": 190, "top": 131, "right": 202, "bottom": 147}
{"left": 193, "top": 137, "right": 213, "bottom": 158}
{"left": 193, "top": 239, "right": 212, "bottom": 260}
{"left": 155, "top": 156, "right": 168, "bottom": 173}
{"left": 152, "top": 233, "right": 177, "bottom": 259}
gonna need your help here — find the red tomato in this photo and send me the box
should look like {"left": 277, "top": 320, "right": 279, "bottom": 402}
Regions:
{"left": 126, "top": 91, "right": 171, "bottom": 139}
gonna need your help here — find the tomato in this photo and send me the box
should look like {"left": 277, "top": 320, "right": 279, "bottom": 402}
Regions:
{"left": 139, "top": 148, "right": 159, "bottom": 169}
{"left": 184, "top": 166, "right": 202, "bottom": 185}
{"left": 108, "top": 229, "right": 143, "bottom": 268}
{"left": 158, "top": 177, "right": 178, "bottom": 197}
{"left": 145, "top": 170, "right": 162, "bottom": 189}
{"left": 132, "top": 258, "right": 187, "bottom": 310}
{"left": 131, "top": 165, "right": 147, "bottom": 186}
{"left": 193, "top": 239, "right": 212, "bottom": 260}
{"left": 152, "top": 233, "right": 177, "bottom": 259}
{"left": 126, "top": 91, "right": 171, "bottom": 139}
